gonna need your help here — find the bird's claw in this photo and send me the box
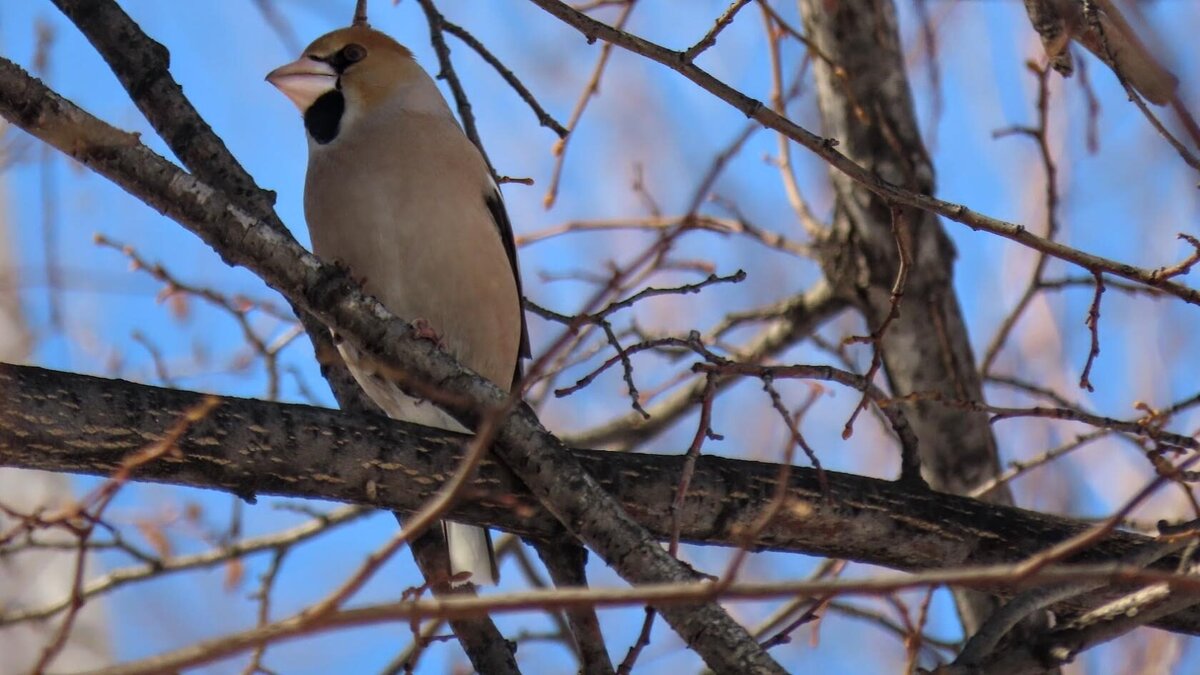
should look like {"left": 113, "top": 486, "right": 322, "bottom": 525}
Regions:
{"left": 412, "top": 318, "right": 446, "bottom": 349}
{"left": 331, "top": 258, "right": 369, "bottom": 288}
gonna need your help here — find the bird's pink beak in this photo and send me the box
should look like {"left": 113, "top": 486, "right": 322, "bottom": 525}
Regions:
{"left": 266, "top": 57, "right": 337, "bottom": 111}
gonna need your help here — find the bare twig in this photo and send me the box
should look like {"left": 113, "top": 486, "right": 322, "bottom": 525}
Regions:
{"left": 437, "top": 18, "right": 567, "bottom": 137}
{"left": 1078, "top": 270, "right": 1105, "bottom": 392}
{"left": 526, "top": 0, "right": 1200, "bottom": 306}
{"left": 683, "top": 0, "right": 752, "bottom": 62}
{"left": 69, "top": 560, "right": 1200, "bottom": 675}
{"left": 544, "top": 0, "right": 637, "bottom": 208}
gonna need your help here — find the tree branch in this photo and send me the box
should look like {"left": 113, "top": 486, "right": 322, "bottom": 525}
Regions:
{"left": 0, "top": 55, "right": 782, "bottom": 674}
{"left": 796, "top": 0, "right": 1008, "bottom": 635}
{"left": 27, "top": 2, "right": 516, "bottom": 658}
{"left": 524, "top": 0, "right": 1200, "bottom": 306}
{"left": 4, "top": 362, "right": 1200, "bottom": 637}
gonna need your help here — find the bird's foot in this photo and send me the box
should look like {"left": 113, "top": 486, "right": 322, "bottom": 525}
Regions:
{"left": 412, "top": 318, "right": 446, "bottom": 349}
{"left": 331, "top": 258, "right": 369, "bottom": 288}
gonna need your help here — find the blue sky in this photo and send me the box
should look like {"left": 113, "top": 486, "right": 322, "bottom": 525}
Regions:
{"left": 2, "top": 0, "right": 1199, "bottom": 672}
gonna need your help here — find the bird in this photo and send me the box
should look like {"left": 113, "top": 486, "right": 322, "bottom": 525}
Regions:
{"left": 1023, "top": 0, "right": 1177, "bottom": 105}
{"left": 267, "top": 24, "right": 530, "bottom": 586}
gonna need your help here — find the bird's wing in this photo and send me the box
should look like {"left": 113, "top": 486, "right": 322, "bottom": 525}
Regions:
{"left": 484, "top": 185, "right": 531, "bottom": 382}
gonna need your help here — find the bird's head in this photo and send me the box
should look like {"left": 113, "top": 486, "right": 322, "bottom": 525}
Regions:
{"left": 267, "top": 26, "right": 445, "bottom": 144}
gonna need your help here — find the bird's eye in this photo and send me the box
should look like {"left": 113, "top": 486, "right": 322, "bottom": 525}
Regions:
{"left": 341, "top": 43, "right": 367, "bottom": 64}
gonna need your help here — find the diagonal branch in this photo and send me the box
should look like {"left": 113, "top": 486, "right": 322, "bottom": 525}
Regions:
{"left": 48, "top": 2, "right": 517, "bottom": 668}
{"left": 0, "top": 56, "right": 783, "bottom": 675}
{"left": 524, "top": 0, "right": 1200, "bottom": 306}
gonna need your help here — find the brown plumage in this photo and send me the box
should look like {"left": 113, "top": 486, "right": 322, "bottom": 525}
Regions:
{"left": 268, "top": 26, "right": 529, "bottom": 586}
{"left": 1024, "top": 0, "right": 1177, "bottom": 105}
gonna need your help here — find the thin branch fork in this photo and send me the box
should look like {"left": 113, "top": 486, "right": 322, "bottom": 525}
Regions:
{"left": 682, "top": 0, "right": 752, "bottom": 62}
{"left": 525, "top": 0, "right": 1200, "bottom": 307}
{"left": 434, "top": 14, "right": 568, "bottom": 138}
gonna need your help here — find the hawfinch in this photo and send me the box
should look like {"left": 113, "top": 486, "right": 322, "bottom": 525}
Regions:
{"left": 267, "top": 25, "right": 530, "bottom": 586}
{"left": 1024, "top": 0, "right": 1177, "bottom": 105}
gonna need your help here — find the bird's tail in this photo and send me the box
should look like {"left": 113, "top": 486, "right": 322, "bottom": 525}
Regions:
{"left": 443, "top": 520, "right": 498, "bottom": 586}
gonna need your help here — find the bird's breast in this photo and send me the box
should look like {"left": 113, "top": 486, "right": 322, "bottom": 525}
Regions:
{"left": 303, "top": 115, "right": 521, "bottom": 389}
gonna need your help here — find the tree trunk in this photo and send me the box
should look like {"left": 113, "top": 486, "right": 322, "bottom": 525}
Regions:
{"left": 799, "top": 0, "right": 1011, "bottom": 636}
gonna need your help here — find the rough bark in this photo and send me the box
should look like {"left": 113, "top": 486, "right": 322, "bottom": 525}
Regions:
{"left": 798, "top": 0, "right": 1019, "bottom": 635}
{"left": 4, "top": 362, "right": 1200, "bottom": 637}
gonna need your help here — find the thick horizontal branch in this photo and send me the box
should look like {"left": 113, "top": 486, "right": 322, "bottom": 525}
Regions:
{"left": 3, "top": 362, "right": 1200, "bottom": 637}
